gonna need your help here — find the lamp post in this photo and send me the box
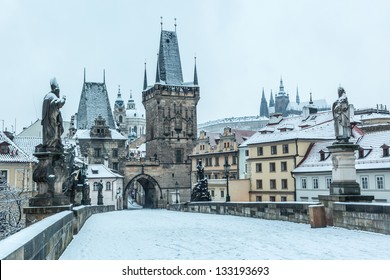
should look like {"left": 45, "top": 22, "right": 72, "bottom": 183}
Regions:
{"left": 224, "top": 158, "right": 231, "bottom": 202}
{"left": 175, "top": 181, "right": 179, "bottom": 204}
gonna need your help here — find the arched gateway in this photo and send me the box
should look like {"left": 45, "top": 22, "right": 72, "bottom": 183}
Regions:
{"left": 123, "top": 173, "right": 162, "bottom": 209}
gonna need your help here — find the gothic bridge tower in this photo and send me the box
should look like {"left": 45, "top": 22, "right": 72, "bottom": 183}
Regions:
{"left": 124, "top": 23, "right": 199, "bottom": 208}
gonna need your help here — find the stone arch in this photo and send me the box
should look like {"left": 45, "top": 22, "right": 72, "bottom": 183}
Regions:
{"left": 123, "top": 173, "right": 162, "bottom": 209}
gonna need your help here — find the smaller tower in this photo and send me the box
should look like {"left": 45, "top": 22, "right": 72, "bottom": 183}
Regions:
{"left": 143, "top": 61, "right": 148, "bottom": 90}
{"left": 113, "top": 85, "right": 126, "bottom": 132}
{"left": 296, "top": 86, "right": 300, "bottom": 105}
{"left": 259, "top": 88, "right": 269, "bottom": 117}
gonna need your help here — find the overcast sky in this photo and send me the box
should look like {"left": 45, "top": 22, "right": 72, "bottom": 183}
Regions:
{"left": 1, "top": 0, "right": 390, "bottom": 133}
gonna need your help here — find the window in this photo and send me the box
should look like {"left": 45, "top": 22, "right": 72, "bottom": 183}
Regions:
{"left": 269, "top": 162, "right": 276, "bottom": 172}
{"left": 313, "top": 178, "right": 319, "bottom": 189}
{"left": 93, "top": 182, "right": 99, "bottom": 191}
{"left": 211, "top": 190, "right": 215, "bottom": 197}
{"left": 205, "top": 157, "right": 212, "bottom": 166}
{"left": 175, "top": 149, "right": 184, "bottom": 163}
{"left": 301, "top": 178, "right": 307, "bottom": 189}
{"left": 0, "top": 170, "right": 8, "bottom": 185}
{"left": 221, "top": 190, "right": 225, "bottom": 198}
{"left": 256, "top": 179, "right": 263, "bottom": 189}
{"left": 256, "top": 163, "right": 262, "bottom": 172}
{"left": 270, "top": 196, "right": 276, "bottom": 202}
{"left": 257, "top": 147, "right": 263, "bottom": 156}
{"left": 256, "top": 196, "right": 262, "bottom": 202}
{"left": 106, "top": 182, "right": 111, "bottom": 191}
{"left": 281, "top": 196, "right": 287, "bottom": 202}
{"left": 281, "top": 161, "right": 287, "bottom": 172}
{"left": 382, "top": 145, "right": 389, "bottom": 157}
{"left": 112, "top": 162, "right": 119, "bottom": 171}
{"left": 281, "top": 179, "right": 288, "bottom": 189}
{"left": 245, "top": 150, "right": 249, "bottom": 157}
{"left": 376, "top": 176, "right": 384, "bottom": 189}
{"left": 0, "top": 144, "right": 9, "bottom": 154}
{"left": 358, "top": 148, "right": 364, "bottom": 159}
{"left": 361, "top": 176, "right": 369, "bottom": 189}
{"left": 94, "top": 148, "right": 101, "bottom": 157}
{"left": 320, "top": 150, "right": 325, "bottom": 161}
{"left": 232, "top": 156, "right": 237, "bottom": 165}
{"left": 326, "top": 177, "right": 332, "bottom": 189}
{"left": 282, "top": 144, "right": 289, "bottom": 154}
{"left": 270, "top": 179, "right": 276, "bottom": 189}
{"left": 271, "top": 145, "right": 277, "bottom": 155}
{"left": 214, "top": 174, "right": 218, "bottom": 179}
{"left": 112, "top": 148, "right": 118, "bottom": 158}
{"left": 215, "top": 157, "right": 219, "bottom": 166}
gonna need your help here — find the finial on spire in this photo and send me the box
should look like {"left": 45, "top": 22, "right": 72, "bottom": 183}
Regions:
{"left": 160, "top": 16, "right": 163, "bottom": 30}
{"left": 174, "top": 18, "right": 177, "bottom": 32}
{"left": 103, "top": 69, "right": 106, "bottom": 83}
{"left": 309, "top": 92, "right": 313, "bottom": 104}
{"left": 118, "top": 85, "right": 121, "bottom": 97}
{"left": 193, "top": 55, "right": 198, "bottom": 86}
{"left": 83, "top": 67, "right": 86, "bottom": 83}
{"left": 143, "top": 59, "right": 148, "bottom": 90}
{"left": 130, "top": 89, "right": 133, "bottom": 99}
{"left": 155, "top": 52, "right": 161, "bottom": 83}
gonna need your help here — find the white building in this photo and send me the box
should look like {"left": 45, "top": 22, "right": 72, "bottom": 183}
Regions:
{"left": 87, "top": 164, "right": 124, "bottom": 209}
{"left": 293, "top": 129, "right": 390, "bottom": 203}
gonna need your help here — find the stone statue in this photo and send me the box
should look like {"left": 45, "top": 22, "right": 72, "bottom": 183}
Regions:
{"left": 332, "top": 87, "right": 351, "bottom": 143}
{"left": 42, "top": 78, "right": 66, "bottom": 152}
{"left": 196, "top": 160, "right": 204, "bottom": 180}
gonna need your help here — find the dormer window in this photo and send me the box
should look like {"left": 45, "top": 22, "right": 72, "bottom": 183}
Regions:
{"left": 319, "top": 150, "right": 325, "bottom": 161}
{"left": 381, "top": 144, "right": 389, "bottom": 157}
{"left": 358, "top": 148, "right": 364, "bottom": 159}
{"left": 0, "top": 142, "right": 10, "bottom": 154}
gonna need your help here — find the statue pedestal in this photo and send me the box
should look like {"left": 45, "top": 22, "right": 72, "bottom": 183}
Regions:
{"left": 327, "top": 143, "right": 360, "bottom": 195}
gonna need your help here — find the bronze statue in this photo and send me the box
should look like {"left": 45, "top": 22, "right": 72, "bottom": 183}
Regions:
{"left": 42, "top": 78, "right": 66, "bottom": 152}
{"left": 332, "top": 87, "right": 351, "bottom": 143}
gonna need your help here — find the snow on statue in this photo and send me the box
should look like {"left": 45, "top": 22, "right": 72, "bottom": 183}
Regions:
{"left": 332, "top": 86, "right": 351, "bottom": 143}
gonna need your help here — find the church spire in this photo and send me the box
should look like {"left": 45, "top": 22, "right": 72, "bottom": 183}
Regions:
{"left": 269, "top": 90, "right": 275, "bottom": 107}
{"left": 309, "top": 92, "right": 313, "bottom": 105}
{"left": 155, "top": 53, "right": 161, "bottom": 83}
{"left": 279, "top": 76, "right": 285, "bottom": 95}
{"left": 193, "top": 56, "right": 198, "bottom": 86}
{"left": 143, "top": 60, "right": 148, "bottom": 90}
{"left": 296, "top": 86, "right": 300, "bottom": 105}
{"left": 260, "top": 88, "right": 269, "bottom": 117}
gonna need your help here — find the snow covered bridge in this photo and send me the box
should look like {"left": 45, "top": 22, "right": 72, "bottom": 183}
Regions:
{"left": 59, "top": 209, "right": 390, "bottom": 260}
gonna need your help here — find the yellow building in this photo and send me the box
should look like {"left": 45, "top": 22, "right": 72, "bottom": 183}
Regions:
{"left": 243, "top": 110, "right": 335, "bottom": 202}
{"left": 190, "top": 127, "right": 255, "bottom": 201}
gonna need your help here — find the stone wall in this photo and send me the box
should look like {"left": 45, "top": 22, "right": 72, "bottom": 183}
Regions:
{"left": 0, "top": 205, "right": 114, "bottom": 260}
{"left": 333, "top": 202, "right": 390, "bottom": 235}
{"left": 170, "top": 201, "right": 317, "bottom": 224}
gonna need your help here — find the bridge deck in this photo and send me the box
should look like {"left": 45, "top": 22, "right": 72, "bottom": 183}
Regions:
{"left": 60, "top": 209, "right": 390, "bottom": 260}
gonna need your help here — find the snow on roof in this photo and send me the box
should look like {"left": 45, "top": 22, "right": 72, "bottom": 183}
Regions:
{"left": 13, "top": 136, "right": 42, "bottom": 162}
{"left": 0, "top": 132, "right": 36, "bottom": 163}
{"left": 244, "top": 111, "right": 335, "bottom": 146}
{"left": 293, "top": 129, "right": 390, "bottom": 173}
{"left": 73, "top": 129, "right": 126, "bottom": 140}
{"left": 87, "top": 164, "right": 123, "bottom": 179}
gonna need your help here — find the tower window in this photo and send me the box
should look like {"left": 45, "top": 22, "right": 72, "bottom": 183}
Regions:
{"left": 175, "top": 149, "right": 184, "bottom": 163}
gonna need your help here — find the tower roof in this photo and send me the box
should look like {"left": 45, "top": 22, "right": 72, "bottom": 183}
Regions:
{"left": 77, "top": 70, "right": 115, "bottom": 130}
{"left": 157, "top": 30, "right": 183, "bottom": 85}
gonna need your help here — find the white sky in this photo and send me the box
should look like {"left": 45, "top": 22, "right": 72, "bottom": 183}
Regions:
{"left": 1, "top": 0, "right": 390, "bottom": 133}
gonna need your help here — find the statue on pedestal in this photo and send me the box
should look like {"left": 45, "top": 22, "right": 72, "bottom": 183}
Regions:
{"left": 191, "top": 160, "right": 211, "bottom": 201}
{"left": 332, "top": 87, "right": 351, "bottom": 143}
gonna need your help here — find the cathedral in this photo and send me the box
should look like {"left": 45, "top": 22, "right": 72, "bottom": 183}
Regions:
{"left": 260, "top": 77, "right": 330, "bottom": 117}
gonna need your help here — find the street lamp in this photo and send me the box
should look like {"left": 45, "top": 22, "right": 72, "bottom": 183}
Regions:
{"left": 224, "top": 158, "right": 231, "bottom": 202}
{"left": 175, "top": 181, "right": 179, "bottom": 204}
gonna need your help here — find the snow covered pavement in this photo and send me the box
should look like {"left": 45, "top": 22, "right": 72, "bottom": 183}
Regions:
{"left": 59, "top": 209, "right": 390, "bottom": 260}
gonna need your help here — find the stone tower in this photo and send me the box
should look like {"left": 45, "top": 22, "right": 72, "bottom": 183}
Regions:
{"left": 274, "top": 77, "right": 290, "bottom": 116}
{"left": 259, "top": 88, "right": 269, "bottom": 117}
{"left": 142, "top": 28, "right": 199, "bottom": 162}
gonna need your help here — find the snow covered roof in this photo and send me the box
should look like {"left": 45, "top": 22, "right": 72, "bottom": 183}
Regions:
{"left": 243, "top": 111, "right": 336, "bottom": 146}
{"left": 0, "top": 132, "right": 36, "bottom": 163}
{"left": 293, "top": 129, "right": 390, "bottom": 173}
{"left": 87, "top": 164, "right": 123, "bottom": 179}
{"left": 77, "top": 82, "right": 116, "bottom": 130}
{"left": 73, "top": 129, "right": 126, "bottom": 140}
{"left": 17, "top": 119, "right": 70, "bottom": 138}
{"left": 13, "top": 136, "right": 42, "bottom": 162}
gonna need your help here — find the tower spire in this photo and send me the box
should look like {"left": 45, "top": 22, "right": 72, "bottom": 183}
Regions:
{"left": 174, "top": 17, "right": 177, "bottom": 32}
{"left": 269, "top": 90, "right": 275, "bottom": 107}
{"left": 279, "top": 76, "right": 285, "bottom": 95}
{"left": 260, "top": 87, "right": 269, "bottom": 117}
{"left": 296, "top": 86, "right": 300, "bottom": 105}
{"left": 160, "top": 16, "right": 163, "bottom": 31}
{"left": 193, "top": 56, "right": 198, "bottom": 86}
{"left": 155, "top": 53, "right": 161, "bottom": 83}
{"left": 84, "top": 67, "right": 86, "bottom": 83}
{"left": 118, "top": 85, "right": 121, "bottom": 97}
{"left": 103, "top": 69, "right": 106, "bottom": 83}
{"left": 309, "top": 92, "right": 313, "bottom": 105}
{"left": 143, "top": 60, "right": 148, "bottom": 90}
